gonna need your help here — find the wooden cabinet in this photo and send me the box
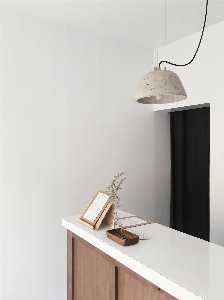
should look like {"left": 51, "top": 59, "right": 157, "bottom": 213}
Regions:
{"left": 67, "top": 230, "right": 177, "bottom": 300}
{"left": 73, "top": 238, "right": 115, "bottom": 300}
{"left": 118, "top": 268, "right": 177, "bottom": 300}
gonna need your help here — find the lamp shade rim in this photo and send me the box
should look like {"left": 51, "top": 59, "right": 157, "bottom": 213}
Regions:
{"left": 135, "top": 94, "right": 187, "bottom": 104}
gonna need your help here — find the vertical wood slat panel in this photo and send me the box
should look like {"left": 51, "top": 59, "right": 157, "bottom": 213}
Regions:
{"left": 67, "top": 230, "right": 74, "bottom": 300}
{"left": 73, "top": 238, "right": 116, "bottom": 300}
{"left": 118, "top": 267, "right": 177, "bottom": 300}
{"left": 109, "top": 262, "right": 116, "bottom": 300}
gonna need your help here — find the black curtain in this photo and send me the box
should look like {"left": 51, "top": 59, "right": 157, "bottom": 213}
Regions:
{"left": 170, "top": 107, "right": 210, "bottom": 241}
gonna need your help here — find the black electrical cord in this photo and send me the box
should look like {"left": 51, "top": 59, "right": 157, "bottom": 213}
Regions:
{"left": 159, "top": 0, "right": 209, "bottom": 68}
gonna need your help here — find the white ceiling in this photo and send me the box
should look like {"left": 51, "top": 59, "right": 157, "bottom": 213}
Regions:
{"left": 1, "top": 0, "right": 224, "bottom": 50}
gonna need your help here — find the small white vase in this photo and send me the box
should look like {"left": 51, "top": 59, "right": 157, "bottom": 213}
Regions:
{"left": 110, "top": 207, "right": 119, "bottom": 230}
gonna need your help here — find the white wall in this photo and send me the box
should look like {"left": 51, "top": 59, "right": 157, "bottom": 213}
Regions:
{"left": 1, "top": 6, "right": 170, "bottom": 300}
{"left": 154, "top": 21, "right": 224, "bottom": 246}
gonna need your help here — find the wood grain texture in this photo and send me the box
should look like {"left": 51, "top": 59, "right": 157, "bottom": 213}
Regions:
{"left": 106, "top": 228, "right": 139, "bottom": 246}
{"left": 73, "top": 238, "right": 115, "bottom": 300}
{"left": 67, "top": 230, "right": 74, "bottom": 300}
{"left": 118, "top": 267, "right": 177, "bottom": 300}
{"left": 102, "top": 205, "right": 114, "bottom": 226}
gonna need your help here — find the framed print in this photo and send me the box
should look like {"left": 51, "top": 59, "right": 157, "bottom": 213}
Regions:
{"left": 80, "top": 190, "right": 110, "bottom": 226}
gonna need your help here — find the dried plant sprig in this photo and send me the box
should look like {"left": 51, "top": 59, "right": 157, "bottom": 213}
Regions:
{"left": 107, "top": 172, "right": 126, "bottom": 209}
{"left": 107, "top": 172, "right": 126, "bottom": 229}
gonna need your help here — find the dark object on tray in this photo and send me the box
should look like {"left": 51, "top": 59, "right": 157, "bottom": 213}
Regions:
{"left": 106, "top": 228, "right": 139, "bottom": 246}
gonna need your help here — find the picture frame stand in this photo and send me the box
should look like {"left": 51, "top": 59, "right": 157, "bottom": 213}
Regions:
{"left": 76, "top": 191, "right": 114, "bottom": 230}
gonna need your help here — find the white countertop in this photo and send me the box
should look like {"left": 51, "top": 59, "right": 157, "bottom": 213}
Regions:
{"left": 62, "top": 210, "right": 224, "bottom": 300}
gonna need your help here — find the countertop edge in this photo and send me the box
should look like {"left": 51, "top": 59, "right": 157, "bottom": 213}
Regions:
{"left": 62, "top": 218, "right": 203, "bottom": 300}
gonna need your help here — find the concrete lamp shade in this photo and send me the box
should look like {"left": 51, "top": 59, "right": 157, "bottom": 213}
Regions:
{"left": 134, "top": 69, "right": 187, "bottom": 104}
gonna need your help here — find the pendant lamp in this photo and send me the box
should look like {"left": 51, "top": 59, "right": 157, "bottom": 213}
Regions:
{"left": 134, "top": 67, "right": 187, "bottom": 104}
{"left": 135, "top": 0, "right": 208, "bottom": 104}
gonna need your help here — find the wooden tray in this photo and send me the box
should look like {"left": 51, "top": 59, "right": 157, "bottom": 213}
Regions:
{"left": 106, "top": 228, "right": 139, "bottom": 246}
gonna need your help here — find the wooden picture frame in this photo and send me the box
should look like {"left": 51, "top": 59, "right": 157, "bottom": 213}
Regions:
{"left": 80, "top": 190, "right": 111, "bottom": 227}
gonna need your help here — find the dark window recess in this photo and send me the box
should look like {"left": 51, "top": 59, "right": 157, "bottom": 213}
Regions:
{"left": 170, "top": 107, "right": 210, "bottom": 241}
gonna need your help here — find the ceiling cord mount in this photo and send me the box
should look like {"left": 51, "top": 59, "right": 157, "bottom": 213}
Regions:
{"left": 159, "top": 0, "right": 208, "bottom": 68}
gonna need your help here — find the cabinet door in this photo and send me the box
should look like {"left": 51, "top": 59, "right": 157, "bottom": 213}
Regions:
{"left": 118, "top": 267, "right": 177, "bottom": 300}
{"left": 67, "top": 230, "right": 177, "bottom": 300}
{"left": 73, "top": 238, "right": 115, "bottom": 300}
